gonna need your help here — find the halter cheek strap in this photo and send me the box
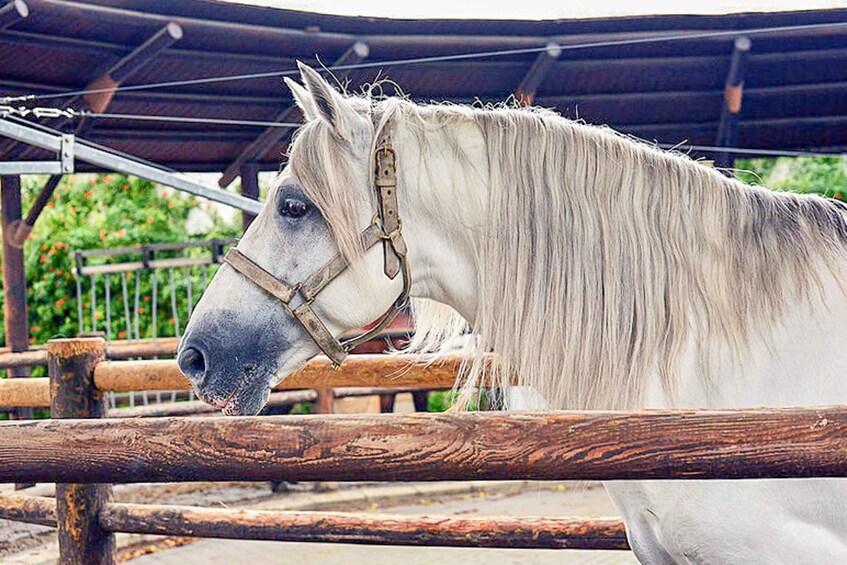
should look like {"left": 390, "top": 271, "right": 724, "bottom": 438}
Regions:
{"left": 222, "top": 132, "right": 411, "bottom": 368}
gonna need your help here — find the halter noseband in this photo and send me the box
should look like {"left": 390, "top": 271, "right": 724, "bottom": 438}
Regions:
{"left": 221, "top": 132, "right": 411, "bottom": 367}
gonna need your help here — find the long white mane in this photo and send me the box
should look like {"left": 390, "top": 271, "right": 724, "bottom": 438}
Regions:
{"left": 289, "top": 96, "right": 847, "bottom": 410}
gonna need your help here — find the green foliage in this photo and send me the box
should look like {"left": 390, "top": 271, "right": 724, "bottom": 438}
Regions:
{"left": 735, "top": 156, "right": 847, "bottom": 199}
{"left": 428, "top": 389, "right": 486, "bottom": 412}
{"left": 0, "top": 173, "right": 240, "bottom": 353}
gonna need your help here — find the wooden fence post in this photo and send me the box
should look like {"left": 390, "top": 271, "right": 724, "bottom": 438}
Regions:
{"left": 48, "top": 337, "right": 115, "bottom": 565}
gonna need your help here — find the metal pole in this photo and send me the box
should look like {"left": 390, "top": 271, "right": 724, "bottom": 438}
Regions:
{"left": 48, "top": 337, "right": 115, "bottom": 565}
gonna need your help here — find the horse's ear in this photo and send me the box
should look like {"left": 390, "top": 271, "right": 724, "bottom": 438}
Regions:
{"left": 297, "top": 62, "right": 365, "bottom": 141}
{"left": 284, "top": 77, "right": 318, "bottom": 122}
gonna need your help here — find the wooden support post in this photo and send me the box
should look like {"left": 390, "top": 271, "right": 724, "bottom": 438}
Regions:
{"left": 84, "top": 22, "right": 183, "bottom": 113}
{"left": 240, "top": 162, "right": 260, "bottom": 231}
{"left": 48, "top": 338, "right": 115, "bottom": 565}
{"left": 1, "top": 176, "right": 32, "bottom": 426}
{"left": 8, "top": 175, "right": 62, "bottom": 248}
{"left": 411, "top": 390, "right": 429, "bottom": 412}
{"left": 0, "top": 0, "right": 28, "bottom": 31}
{"left": 715, "top": 36, "right": 752, "bottom": 170}
{"left": 378, "top": 393, "right": 396, "bottom": 413}
{"left": 515, "top": 42, "right": 561, "bottom": 106}
{"left": 314, "top": 388, "right": 335, "bottom": 414}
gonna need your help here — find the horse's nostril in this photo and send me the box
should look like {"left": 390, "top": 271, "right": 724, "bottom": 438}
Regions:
{"left": 178, "top": 346, "right": 206, "bottom": 384}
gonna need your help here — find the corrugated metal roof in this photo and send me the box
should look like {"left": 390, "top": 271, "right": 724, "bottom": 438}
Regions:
{"left": 1, "top": 0, "right": 846, "bottom": 173}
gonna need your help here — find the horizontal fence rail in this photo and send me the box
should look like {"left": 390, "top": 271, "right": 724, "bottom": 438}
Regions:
{"left": 93, "top": 355, "right": 469, "bottom": 392}
{"left": 0, "top": 494, "right": 629, "bottom": 550}
{"left": 0, "top": 407, "right": 845, "bottom": 484}
{"left": 0, "top": 337, "right": 181, "bottom": 369}
{"left": 0, "top": 355, "right": 469, "bottom": 407}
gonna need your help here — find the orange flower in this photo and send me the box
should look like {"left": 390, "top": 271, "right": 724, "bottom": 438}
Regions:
{"left": 104, "top": 175, "right": 113, "bottom": 182}
{"left": 84, "top": 189, "right": 95, "bottom": 199}
{"left": 39, "top": 254, "right": 47, "bottom": 263}
{"left": 144, "top": 295, "right": 150, "bottom": 303}
{"left": 30, "top": 325, "right": 40, "bottom": 332}
{"left": 56, "top": 270, "right": 63, "bottom": 276}
{"left": 118, "top": 331, "right": 126, "bottom": 339}
{"left": 138, "top": 307, "right": 145, "bottom": 314}
{"left": 88, "top": 178, "right": 95, "bottom": 186}
{"left": 168, "top": 201, "right": 175, "bottom": 209}
{"left": 147, "top": 216, "right": 154, "bottom": 224}
{"left": 28, "top": 337, "right": 35, "bottom": 344}
{"left": 169, "top": 317, "right": 176, "bottom": 324}
{"left": 122, "top": 184, "right": 129, "bottom": 191}
{"left": 836, "top": 193, "right": 843, "bottom": 200}
{"left": 55, "top": 298, "right": 65, "bottom": 308}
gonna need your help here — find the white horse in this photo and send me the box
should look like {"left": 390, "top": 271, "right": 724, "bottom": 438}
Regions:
{"left": 179, "top": 63, "right": 847, "bottom": 563}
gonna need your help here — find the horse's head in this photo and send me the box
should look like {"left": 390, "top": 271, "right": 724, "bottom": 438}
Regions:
{"left": 178, "top": 64, "right": 409, "bottom": 415}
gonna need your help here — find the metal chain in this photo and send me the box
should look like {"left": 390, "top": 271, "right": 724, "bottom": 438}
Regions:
{"left": 0, "top": 105, "right": 81, "bottom": 119}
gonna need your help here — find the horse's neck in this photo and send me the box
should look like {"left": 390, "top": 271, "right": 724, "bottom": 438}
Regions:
{"left": 397, "top": 119, "right": 488, "bottom": 322}
{"left": 397, "top": 117, "right": 847, "bottom": 410}
{"left": 648, "top": 263, "right": 847, "bottom": 409}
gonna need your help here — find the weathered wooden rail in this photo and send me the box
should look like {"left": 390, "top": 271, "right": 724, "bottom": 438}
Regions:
{"left": 1, "top": 337, "right": 846, "bottom": 563}
{"left": 0, "top": 353, "right": 466, "bottom": 407}
{"left": 0, "top": 494, "right": 628, "bottom": 550}
{"left": 0, "top": 336, "right": 182, "bottom": 369}
{"left": 1, "top": 406, "right": 845, "bottom": 483}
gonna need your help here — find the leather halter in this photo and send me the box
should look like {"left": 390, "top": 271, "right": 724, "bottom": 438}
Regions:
{"left": 222, "top": 133, "right": 411, "bottom": 367}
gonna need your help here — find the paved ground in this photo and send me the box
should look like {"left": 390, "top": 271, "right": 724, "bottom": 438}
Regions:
{"left": 130, "top": 484, "right": 637, "bottom": 565}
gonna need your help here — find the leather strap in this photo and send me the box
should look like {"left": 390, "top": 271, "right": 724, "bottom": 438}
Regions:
{"left": 375, "top": 141, "right": 402, "bottom": 278}
{"left": 300, "top": 222, "right": 383, "bottom": 302}
{"left": 220, "top": 127, "right": 412, "bottom": 369}
{"left": 223, "top": 249, "right": 296, "bottom": 303}
{"left": 292, "top": 303, "right": 347, "bottom": 366}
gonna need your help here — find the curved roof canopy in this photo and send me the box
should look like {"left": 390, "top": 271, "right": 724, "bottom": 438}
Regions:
{"left": 1, "top": 0, "right": 847, "bottom": 179}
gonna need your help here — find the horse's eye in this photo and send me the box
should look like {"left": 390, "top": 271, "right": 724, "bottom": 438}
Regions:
{"left": 279, "top": 198, "right": 310, "bottom": 219}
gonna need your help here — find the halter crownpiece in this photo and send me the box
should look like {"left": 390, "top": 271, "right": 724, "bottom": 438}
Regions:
{"left": 222, "top": 130, "right": 411, "bottom": 367}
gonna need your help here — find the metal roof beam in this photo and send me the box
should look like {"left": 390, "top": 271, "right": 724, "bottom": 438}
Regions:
{"left": 3, "top": 22, "right": 183, "bottom": 161}
{"left": 1, "top": 22, "right": 186, "bottom": 245}
{"left": 0, "top": 0, "right": 28, "bottom": 30}
{"left": 0, "top": 118, "right": 262, "bottom": 214}
{"left": 218, "top": 40, "right": 370, "bottom": 189}
{"left": 515, "top": 42, "right": 561, "bottom": 105}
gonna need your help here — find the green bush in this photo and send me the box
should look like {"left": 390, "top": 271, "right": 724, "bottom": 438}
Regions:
{"left": 0, "top": 173, "right": 240, "bottom": 354}
{"left": 735, "top": 156, "right": 847, "bottom": 198}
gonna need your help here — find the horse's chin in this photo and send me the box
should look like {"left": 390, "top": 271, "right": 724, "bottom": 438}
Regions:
{"left": 220, "top": 384, "right": 271, "bottom": 416}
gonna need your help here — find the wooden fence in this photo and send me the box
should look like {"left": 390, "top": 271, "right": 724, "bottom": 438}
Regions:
{"left": 0, "top": 337, "right": 846, "bottom": 563}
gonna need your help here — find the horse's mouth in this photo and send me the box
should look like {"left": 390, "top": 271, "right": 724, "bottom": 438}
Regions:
{"left": 199, "top": 366, "right": 273, "bottom": 416}
{"left": 220, "top": 384, "right": 271, "bottom": 416}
